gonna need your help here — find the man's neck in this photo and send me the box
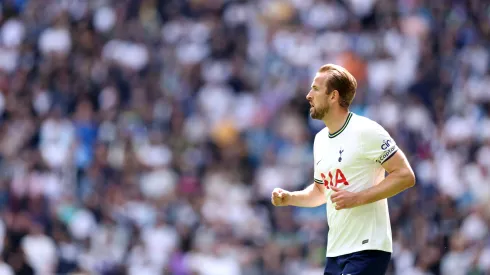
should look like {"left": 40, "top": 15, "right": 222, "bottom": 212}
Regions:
{"left": 323, "top": 109, "right": 350, "bottom": 135}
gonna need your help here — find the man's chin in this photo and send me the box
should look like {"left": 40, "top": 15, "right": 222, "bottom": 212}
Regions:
{"left": 310, "top": 112, "right": 322, "bottom": 120}
{"left": 310, "top": 109, "right": 326, "bottom": 120}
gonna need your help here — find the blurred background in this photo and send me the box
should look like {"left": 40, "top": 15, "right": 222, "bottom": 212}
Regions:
{"left": 0, "top": 0, "right": 489, "bottom": 274}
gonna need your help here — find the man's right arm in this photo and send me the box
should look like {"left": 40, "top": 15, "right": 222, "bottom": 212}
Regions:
{"left": 288, "top": 132, "right": 327, "bottom": 208}
{"left": 272, "top": 133, "right": 327, "bottom": 208}
{"left": 288, "top": 182, "right": 326, "bottom": 207}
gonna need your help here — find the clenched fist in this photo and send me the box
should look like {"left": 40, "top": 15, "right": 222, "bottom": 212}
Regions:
{"left": 271, "top": 188, "right": 291, "bottom": 206}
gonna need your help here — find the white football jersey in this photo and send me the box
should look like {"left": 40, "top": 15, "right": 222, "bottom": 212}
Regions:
{"left": 313, "top": 112, "right": 398, "bottom": 257}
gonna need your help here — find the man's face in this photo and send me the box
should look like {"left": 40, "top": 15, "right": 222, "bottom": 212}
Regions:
{"left": 306, "top": 73, "right": 331, "bottom": 120}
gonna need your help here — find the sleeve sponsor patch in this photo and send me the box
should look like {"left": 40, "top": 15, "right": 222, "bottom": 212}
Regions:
{"left": 375, "top": 139, "right": 398, "bottom": 164}
{"left": 362, "top": 122, "right": 398, "bottom": 163}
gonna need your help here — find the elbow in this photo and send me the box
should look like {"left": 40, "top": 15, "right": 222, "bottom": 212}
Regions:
{"left": 403, "top": 168, "right": 416, "bottom": 188}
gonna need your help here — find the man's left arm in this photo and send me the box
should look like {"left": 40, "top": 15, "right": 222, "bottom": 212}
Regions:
{"left": 331, "top": 125, "right": 416, "bottom": 210}
{"left": 356, "top": 150, "right": 416, "bottom": 205}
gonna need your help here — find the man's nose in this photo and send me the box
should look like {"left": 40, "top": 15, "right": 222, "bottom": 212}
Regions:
{"left": 306, "top": 91, "right": 312, "bottom": 100}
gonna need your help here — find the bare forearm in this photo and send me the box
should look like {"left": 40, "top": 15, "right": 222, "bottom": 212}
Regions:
{"left": 358, "top": 169, "right": 415, "bottom": 205}
{"left": 289, "top": 183, "right": 326, "bottom": 207}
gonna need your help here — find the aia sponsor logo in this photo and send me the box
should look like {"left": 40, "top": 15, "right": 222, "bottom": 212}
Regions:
{"left": 320, "top": 169, "right": 349, "bottom": 189}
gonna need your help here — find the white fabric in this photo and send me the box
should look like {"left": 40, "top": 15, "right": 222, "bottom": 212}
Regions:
{"left": 0, "top": 47, "right": 18, "bottom": 73}
{"left": 141, "top": 225, "right": 179, "bottom": 268}
{"left": 186, "top": 252, "right": 241, "bottom": 275}
{"left": 140, "top": 168, "right": 177, "bottom": 199}
{"left": 102, "top": 40, "right": 149, "bottom": 70}
{"left": 38, "top": 27, "right": 72, "bottom": 55}
{"left": 68, "top": 209, "right": 97, "bottom": 240}
{"left": 0, "top": 263, "right": 13, "bottom": 275}
{"left": 314, "top": 113, "right": 396, "bottom": 256}
{"left": 136, "top": 144, "right": 172, "bottom": 168}
{"left": 478, "top": 246, "right": 490, "bottom": 271}
{"left": 33, "top": 91, "right": 52, "bottom": 115}
{"left": 460, "top": 213, "right": 488, "bottom": 242}
{"left": 93, "top": 6, "right": 116, "bottom": 33}
{"left": 21, "top": 234, "right": 57, "bottom": 274}
{"left": 440, "top": 251, "right": 474, "bottom": 275}
{"left": 1, "top": 19, "right": 25, "bottom": 47}
{"left": 40, "top": 118, "right": 75, "bottom": 168}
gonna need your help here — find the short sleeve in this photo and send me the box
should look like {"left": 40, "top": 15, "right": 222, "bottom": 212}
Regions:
{"left": 313, "top": 134, "right": 324, "bottom": 185}
{"left": 362, "top": 123, "right": 399, "bottom": 164}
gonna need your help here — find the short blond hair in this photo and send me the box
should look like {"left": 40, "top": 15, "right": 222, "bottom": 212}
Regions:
{"left": 318, "top": 64, "right": 357, "bottom": 108}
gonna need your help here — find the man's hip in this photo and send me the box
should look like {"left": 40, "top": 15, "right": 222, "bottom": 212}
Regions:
{"left": 324, "top": 249, "right": 391, "bottom": 275}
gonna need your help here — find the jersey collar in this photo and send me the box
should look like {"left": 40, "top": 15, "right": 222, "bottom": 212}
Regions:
{"left": 328, "top": 112, "right": 353, "bottom": 138}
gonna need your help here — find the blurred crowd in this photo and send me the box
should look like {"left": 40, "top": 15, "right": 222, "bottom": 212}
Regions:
{"left": 0, "top": 0, "right": 489, "bottom": 274}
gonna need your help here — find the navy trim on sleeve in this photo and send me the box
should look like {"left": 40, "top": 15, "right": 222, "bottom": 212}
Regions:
{"left": 380, "top": 148, "right": 398, "bottom": 164}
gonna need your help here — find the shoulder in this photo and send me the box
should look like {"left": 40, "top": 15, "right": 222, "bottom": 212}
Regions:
{"left": 350, "top": 113, "right": 396, "bottom": 155}
{"left": 350, "top": 113, "right": 388, "bottom": 135}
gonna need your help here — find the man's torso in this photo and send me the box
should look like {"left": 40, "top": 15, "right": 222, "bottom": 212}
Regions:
{"left": 314, "top": 113, "right": 394, "bottom": 257}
